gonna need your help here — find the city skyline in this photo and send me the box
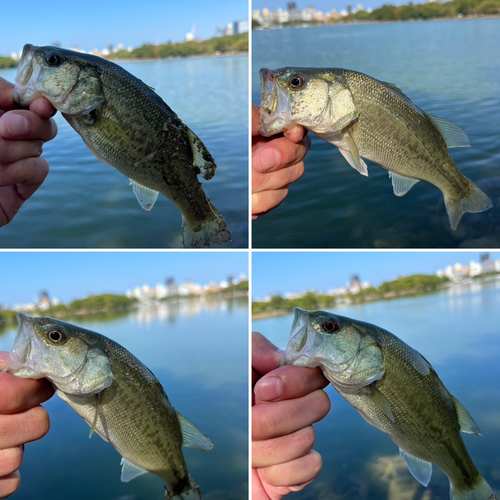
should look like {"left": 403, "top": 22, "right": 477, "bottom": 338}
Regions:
{"left": 252, "top": 251, "right": 500, "bottom": 300}
{"left": 0, "top": 252, "right": 248, "bottom": 308}
{"left": 253, "top": 0, "right": 389, "bottom": 14}
{"left": 0, "top": 0, "right": 247, "bottom": 56}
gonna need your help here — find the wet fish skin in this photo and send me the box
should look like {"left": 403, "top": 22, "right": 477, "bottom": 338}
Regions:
{"left": 259, "top": 67, "right": 492, "bottom": 230}
{"left": 3, "top": 313, "right": 212, "bottom": 500}
{"left": 14, "top": 44, "right": 230, "bottom": 248}
{"left": 282, "top": 308, "right": 498, "bottom": 500}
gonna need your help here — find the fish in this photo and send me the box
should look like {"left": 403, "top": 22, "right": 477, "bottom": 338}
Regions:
{"left": 281, "top": 307, "right": 498, "bottom": 500}
{"left": 259, "top": 67, "right": 492, "bottom": 230}
{"left": 2, "top": 313, "right": 213, "bottom": 500}
{"left": 14, "top": 44, "right": 231, "bottom": 248}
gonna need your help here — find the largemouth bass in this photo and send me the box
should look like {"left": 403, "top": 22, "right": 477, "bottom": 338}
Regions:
{"left": 2, "top": 313, "right": 212, "bottom": 499}
{"left": 14, "top": 44, "right": 230, "bottom": 248}
{"left": 259, "top": 67, "right": 492, "bottom": 230}
{"left": 281, "top": 308, "right": 498, "bottom": 500}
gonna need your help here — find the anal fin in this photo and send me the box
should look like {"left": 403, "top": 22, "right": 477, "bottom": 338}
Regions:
{"left": 129, "top": 179, "right": 159, "bottom": 212}
{"left": 120, "top": 457, "right": 148, "bottom": 482}
{"left": 400, "top": 448, "right": 432, "bottom": 486}
{"left": 389, "top": 171, "right": 420, "bottom": 196}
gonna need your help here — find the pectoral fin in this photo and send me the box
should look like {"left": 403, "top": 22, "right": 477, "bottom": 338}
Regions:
{"left": 367, "top": 386, "right": 394, "bottom": 423}
{"left": 424, "top": 112, "right": 470, "bottom": 148}
{"left": 89, "top": 392, "right": 102, "bottom": 439}
{"left": 338, "top": 131, "right": 368, "bottom": 177}
{"left": 450, "top": 395, "right": 482, "bottom": 435}
{"left": 129, "top": 180, "right": 159, "bottom": 212}
{"left": 388, "top": 171, "right": 420, "bottom": 196}
{"left": 400, "top": 448, "right": 432, "bottom": 486}
{"left": 176, "top": 411, "right": 213, "bottom": 451}
{"left": 120, "top": 457, "right": 148, "bottom": 482}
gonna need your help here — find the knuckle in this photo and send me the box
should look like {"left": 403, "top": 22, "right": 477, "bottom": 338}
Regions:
{"left": 24, "top": 406, "right": 50, "bottom": 442}
{"left": 0, "top": 447, "right": 23, "bottom": 476}
{"left": 0, "top": 471, "right": 21, "bottom": 497}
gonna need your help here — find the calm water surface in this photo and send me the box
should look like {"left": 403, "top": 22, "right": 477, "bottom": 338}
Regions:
{"left": 0, "top": 55, "right": 248, "bottom": 248}
{"left": 254, "top": 281, "right": 500, "bottom": 499}
{"left": 0, "top": 298, "right": 248, "bottom": 500}
{"left": 253, "top": 20, "right": 500, "bottom": 248}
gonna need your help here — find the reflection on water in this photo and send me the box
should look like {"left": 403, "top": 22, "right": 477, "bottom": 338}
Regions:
{"left": 0, "top": 299, "right": 248, "bottom": 500}
{"left": 134, "top": 296, "right": 248, "bottom": 325}
{"left": 254, "top": 281, "right": 500, "bottom": 499}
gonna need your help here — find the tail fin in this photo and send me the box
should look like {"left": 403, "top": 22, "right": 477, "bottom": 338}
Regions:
{"left": 444, "top": 179, "right": 492, "bottom": 230}
{"left": 166, "top": 478, "right": 202, "bottom": 500}
{"left": 450, "top": 474, "right": 498, "bottom": 500}
{"left": 182, "top": 203, "right": 231, "bottom": 248}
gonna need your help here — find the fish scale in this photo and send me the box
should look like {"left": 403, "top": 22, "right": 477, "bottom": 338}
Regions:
{"left": 14, "top": 44, "right": 230, "bottom": 247}
{"left": 282, "top": 308, "right": 498, "bottom": 500}
{"left": 259, "top": 67, "right": 492, "bottom": 229}
{"left": 3, "top": 314, "right": 212, "bottom": 500}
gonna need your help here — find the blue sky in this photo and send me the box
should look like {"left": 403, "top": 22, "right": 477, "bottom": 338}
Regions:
{"left": 0, "top": 0, "right": 248, "bottom": 56}
{"left": 0, "top": 252, "right": 248, "bottom": 307}
{"left": 252, "top": 251, "right": 500, "bottom": 299}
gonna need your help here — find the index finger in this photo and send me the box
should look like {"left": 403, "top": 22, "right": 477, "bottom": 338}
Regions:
{"left": 0, "top": 77, "right": 15, "bottom": 111}
{"left": 254, "top": 365, "right": 329, "bottom": 403}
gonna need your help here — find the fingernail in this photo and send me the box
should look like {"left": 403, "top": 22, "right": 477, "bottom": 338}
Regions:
{"left": 0, "top": 351, "right": 10, "bottom": 362}
{"left": 255, "top": 376, "right": 282, "bottom": 401}
{"left": 256, "top": 148, "right": 280, "bottom": 171}
{"left": 6, "top": 113, "right": 29, "bottom": 137}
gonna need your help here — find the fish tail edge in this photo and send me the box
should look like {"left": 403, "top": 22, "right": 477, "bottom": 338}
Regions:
{"left": 444, "top": 179, "right": 492, "bottom": 230}
{"left": 166, "top": 478, "right": 202, "bottom": 500}
{"left": 450, "top": 473, "right": 498, "bottom": 500}
{"left": 181, "top": 204, "right": 231, "bottom": 248}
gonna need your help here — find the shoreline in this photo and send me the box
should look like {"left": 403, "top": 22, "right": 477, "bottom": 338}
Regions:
{"left": 110, "top": 50, "right": 248, "bottom": 64}
{"left": 253, "top": 14, "right": 500, "bottom": 32}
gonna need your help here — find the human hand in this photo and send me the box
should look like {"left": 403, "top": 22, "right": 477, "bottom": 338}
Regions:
{"left": 0, "top": 351, "right": 54, "bottom": 498}
{"left": 0, "top": 77, "right": 57, "bottom": 227}
{"left": 252, "top": 104, "right": 311, "bottom": 219}
{"left": 252, "top": 332, "right": 331, "bottom": 500}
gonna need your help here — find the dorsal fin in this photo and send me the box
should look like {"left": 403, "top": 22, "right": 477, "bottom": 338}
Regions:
{"left": 424, "top": 112, "right": 470, "bottom": 148}
{"left": 450, "top": 394, "right": 482, "bottom": 435}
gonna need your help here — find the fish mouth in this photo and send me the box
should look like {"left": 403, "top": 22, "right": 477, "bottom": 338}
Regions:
{"left": 259, "top": 68, "right": 291, "bottom": 137}
{"left": 14, "top": 44, "right": 43, "bottom": 106}
{"left": 2, "top": 313, "right": 42, "bottom": 378}
{"left": 280, "top": 308, "right": 323, "bottom": 368}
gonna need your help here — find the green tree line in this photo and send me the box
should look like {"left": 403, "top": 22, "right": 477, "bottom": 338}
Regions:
{"left": 253, "top": 274, "right": 449, "bottom": 316}
{"left": 0, "top": 56, "right": 16, "bottom": 69}
{"left": 112, "top": 33, "right": 248, "bottom": 60}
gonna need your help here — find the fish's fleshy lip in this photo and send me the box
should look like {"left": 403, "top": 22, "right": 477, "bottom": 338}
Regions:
{"left": 281, "top": 308, "right": 323, "bottom": 368}
{"left": 2, "top": 312, "right": 38, "bottom": 376}
{"left": 14, "top": 44, "right": 43, "bottom": 106}
{"left": 259, "top": 67, "right": 293, "bottom": 137}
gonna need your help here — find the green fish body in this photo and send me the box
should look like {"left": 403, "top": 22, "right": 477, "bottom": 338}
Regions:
{"left": 14, "top": 44, "right": 230, "bottom": 248}
{"left": 281, "top": 308, "right": 498, "bottom": 500}
{"left": 259, "top": 67, "right": 492, "bottom": 230}
{"left": 3, "top": 313, "right": 212, "bottom": 499}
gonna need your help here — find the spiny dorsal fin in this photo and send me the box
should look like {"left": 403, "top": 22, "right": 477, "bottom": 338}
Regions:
{"left": 450, "top": 394, "right": 482, "bottom": 435}
{"left": 176, "top": 411, "right": 213, "bottom": 451}
{"left": 424, "top": 112, "right": 470, "bottom": 148}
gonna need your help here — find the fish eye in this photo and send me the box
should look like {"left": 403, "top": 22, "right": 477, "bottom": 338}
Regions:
{"left": 289, "top": 74, "right": 305, "bottom": 89}
{"left": 47, "top": 328, "right": 67, "bottom": 344}
{"left": 45, "top": 53, "right": 62, "bottom": 67}
{"left": 322, "top": 319, "right": 339, "bottom": 333}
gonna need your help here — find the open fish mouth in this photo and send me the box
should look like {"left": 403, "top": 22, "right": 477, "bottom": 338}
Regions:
{"left": 281, "top": 308, "right": 323, "bottom": 367}
{"left": 259, "top": 68, "right": 291, "bottom": 137}
{"left": 14, "top": 44, "right": 43, "bottom": 106}
{"left": 2, "top": 312, "right": 41, "bottom": 378}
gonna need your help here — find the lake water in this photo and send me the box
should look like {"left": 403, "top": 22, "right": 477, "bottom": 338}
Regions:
{"left": 0, "top": 298, "right": 248, "bottom": 500}
{"left": 0, "top": 55, "right": 248, "bottom": 248}
{"left": 252, "top": 19, "right": 500, "bottom": 248}
{"left": 253, "top": 280, "right": 500, "bottom": 499}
